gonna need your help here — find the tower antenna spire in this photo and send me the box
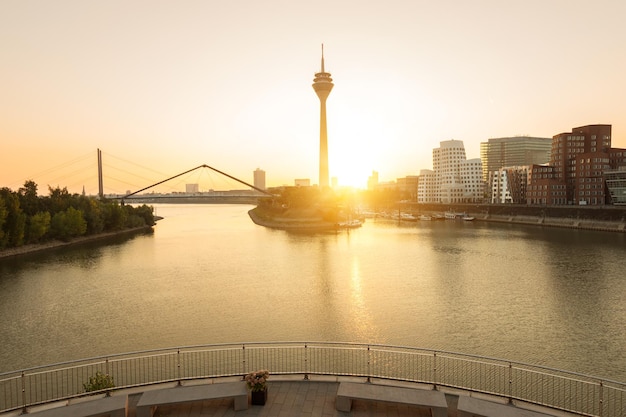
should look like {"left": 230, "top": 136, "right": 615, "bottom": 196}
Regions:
{"left": 321, "top": 43, "right": 325, "bottom": 72}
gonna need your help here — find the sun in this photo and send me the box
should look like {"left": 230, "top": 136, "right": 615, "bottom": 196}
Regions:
{"left": 327, "top": 102, "right": 387, "bottom": 189}
{"left": 330, "top": 147, "right": 376, "bottom": 189}
{"left": 329, "top": 128, "right": 382, "bottom": 189}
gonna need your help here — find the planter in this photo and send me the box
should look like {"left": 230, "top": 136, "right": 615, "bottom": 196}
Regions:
{"left": 251, "top": 387, "right": 267, "bottom": 405}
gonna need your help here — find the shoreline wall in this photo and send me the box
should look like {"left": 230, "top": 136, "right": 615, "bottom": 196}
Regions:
{"left": 401, "top": 203, "right": 626, "bottom": 233}
{"left": 0, "top": 226, "right": 154, "bottom": 260}
{"left": 476, "top": 214, "right": 626, "bottom": 233}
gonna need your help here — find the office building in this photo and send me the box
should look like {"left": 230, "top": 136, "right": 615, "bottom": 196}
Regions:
{"left": 432, "top": 140, "right": 483, "bottom": 203}
{"left": 526, "top": 165, "right": 566, "bottom": 205}
{"left": 417, "top": 169, "right": 437, "bottom": 203}
{"left": 397, "top": 175, "right": 419, "bottom": 201}
{"left": 253, "top": 168, "right": 266, "bottom": 190}
{"left": 605, "top": 166, "right": 626, "bottom": 205}
{"left": 525, "top": 124, "right": 626, "bottom": 205}
{"left": 480, "top": 136, "right": 552, "bottom": 183}
{"left": 367, "top": 171, "right": 379, "bottom": 190}
{"left": 488, "top": 166, "right": 530, "bottom": 204}
{"left": 550, "top": 124, "right": 611, "bottom": 204}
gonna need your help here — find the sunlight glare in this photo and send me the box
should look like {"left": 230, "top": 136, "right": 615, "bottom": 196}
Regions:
{"left": 329, "top": 103, "right": 387, "bottom": 188}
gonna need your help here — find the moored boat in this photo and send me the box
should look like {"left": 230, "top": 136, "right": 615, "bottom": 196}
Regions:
{"left": 337, "top": 219, "right": 363, "bottom": 229}
{"left": 400, "top": 213, "right": 418, "bottom": 221}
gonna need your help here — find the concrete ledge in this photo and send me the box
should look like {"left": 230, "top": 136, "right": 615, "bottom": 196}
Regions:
{"left": 336, "top": 382, "right": 447, "bottom": 417}
{"left": 136, "top": 382, "right": 247, "bottom": 417}
{"left": 28, "top": 395, "right": 128, "bottom": 417}
{"left": 457, "top": 395, "right": 555, "bottom": 417}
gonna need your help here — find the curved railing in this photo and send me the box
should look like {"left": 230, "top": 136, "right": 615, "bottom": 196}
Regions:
{"left": 1, "top": 342, "right": 624, "bottom": 416}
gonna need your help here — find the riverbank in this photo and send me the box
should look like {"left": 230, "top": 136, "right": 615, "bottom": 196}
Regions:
{"left": 0, "top": 225, "right": 154, "bottom": 260}
{"left": 399, "top": 203, "right": 626, "bottom": 233}
{"left": 476, "top": 213, "right": 626, "bottom": 233}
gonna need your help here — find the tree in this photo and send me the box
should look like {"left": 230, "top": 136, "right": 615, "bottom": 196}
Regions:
{"left": 18, "top": 180, "right": 41, "bottom": 216}
{"left": 46, "top": 186, "right": 72, "bottom": 214}
{"left": 77, "top": 195, "right": 105, "bottom": 234}
{"left": 0, "top": 188, "right": 26, "bottom": 247}
{"left": 50, "top": 207, "right": 87, "bottom": 241}
{"left": 27, "top": 212, "right": 51, "bottom": 244}
{"left": 0, "top": 197, "right": 7, "bottom": 248}
{"left": 102, "top": 201, "right": 127, "bottom": 231}
{"left": 131, "top": 204, "right": 155, "bottom": 226}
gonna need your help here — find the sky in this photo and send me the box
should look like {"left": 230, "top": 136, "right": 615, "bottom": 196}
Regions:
{"left": 2, "top": 0, "right": 626, "bottom": 194}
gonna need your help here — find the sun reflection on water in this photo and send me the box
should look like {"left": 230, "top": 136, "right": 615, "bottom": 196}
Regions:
{"left": 348, "top": 256, "right": 381, "bottom": 343}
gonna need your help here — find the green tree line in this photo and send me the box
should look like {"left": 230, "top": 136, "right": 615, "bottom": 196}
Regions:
{"left": 0, "top": 180, "right": 154, "bottom": 249}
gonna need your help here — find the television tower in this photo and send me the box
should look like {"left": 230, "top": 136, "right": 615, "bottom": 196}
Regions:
{"left": 312, "top": 44, "right": 334, "bottom": 188}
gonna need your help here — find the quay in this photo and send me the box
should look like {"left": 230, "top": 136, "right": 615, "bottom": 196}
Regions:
{"left": 398, "top": 203, "right": 626, "bottom": 233}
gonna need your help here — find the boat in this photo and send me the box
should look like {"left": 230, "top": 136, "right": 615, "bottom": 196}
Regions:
{"left": 462, "top": 215, "right": 475, "bottom": 221}
{"left": 419, "top": 215, "right": 432, "bottom": 221}
{"left": 431, "top": 214, "right": 445, "bottom": 221}
{"left": 444, "top": 211, "right": 458, "bottom": 220}
{"left": 400, "top": 213, "right": 418, "bottom": 222}
{"left": 337, "top": 219, "right": 363, "bottom": 229}
{"left": 358, "top": 210, "right": 378, "bottom": 219}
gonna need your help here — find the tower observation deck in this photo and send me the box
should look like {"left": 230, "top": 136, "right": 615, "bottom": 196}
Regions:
{"left": 312, "top": 45, "right": 334, "bottom": 188}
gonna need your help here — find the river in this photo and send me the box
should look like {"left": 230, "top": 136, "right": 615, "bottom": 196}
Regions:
{"left": 0, "top": 204, "right": 624, "bottom": 382}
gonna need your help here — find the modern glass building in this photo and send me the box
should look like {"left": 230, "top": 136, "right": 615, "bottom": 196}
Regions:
{"left": 605, "top": 167, "right": 626, "bottom": 205}
{"left": 480, "top": 136, "right": 552, "bottom": 182}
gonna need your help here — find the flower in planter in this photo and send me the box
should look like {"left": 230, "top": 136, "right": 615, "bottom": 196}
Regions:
{"left": 244, "top": 369, "right": 269, "bottom": 392}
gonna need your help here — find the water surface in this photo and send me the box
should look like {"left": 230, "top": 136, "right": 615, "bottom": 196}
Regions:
{"left": 1, "top": 204, "right": 624, "bottom": 382}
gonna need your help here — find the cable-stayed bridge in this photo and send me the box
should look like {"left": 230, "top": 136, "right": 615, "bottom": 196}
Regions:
{"left": 6, "top": 149, "right": 272, "bottom": 203}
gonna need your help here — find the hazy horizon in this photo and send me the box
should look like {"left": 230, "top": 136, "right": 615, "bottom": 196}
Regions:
{"left": 2, "top": 0, "right": 625, "bottom": 194}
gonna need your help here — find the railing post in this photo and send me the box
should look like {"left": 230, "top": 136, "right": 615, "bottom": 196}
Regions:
{"left": 304, "top": 343, "right": 308, "bottom": 380}
{"left": 105, "top": 358, "right": 111, "bottom": 396}
{"left": 366, "top": 345, "right": 371, "bottom": 383}
{"left": 21, "top": 371, "right": 26, "bottom": 414}
{"left": 176, "top": 349, "right": 181, "bottom": 386}
{"left": 433, "top": 352, "right": 437, "bottom": 389}
{"left": 242, "top": 345, "right": 246, "bottom": 378}
{"left": 508, "top": 362, "right": 512, "bottom": 403}
{"left": 598, "top": 380, "right": 603, "bottom": 417}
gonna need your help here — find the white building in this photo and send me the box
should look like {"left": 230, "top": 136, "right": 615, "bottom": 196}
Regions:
{"left": 460, "top": 158, "right": 484, "bottom": 202}
{"left": 488, "top": 170, "right": 512, "bottom": 204}
{"left": 427, "top": 140, "right": 484, "bottom": 203}
{"left": 417, "top": 169, "right": 437, "bottom": 203}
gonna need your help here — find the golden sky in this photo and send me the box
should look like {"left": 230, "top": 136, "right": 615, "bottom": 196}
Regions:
{"left": 2, "top": 0, "right": 626, "bottom": 193}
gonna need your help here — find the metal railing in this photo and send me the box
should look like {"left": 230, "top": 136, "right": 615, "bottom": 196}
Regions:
{"left": 1, "top": 342, "right": 624, "bottom": 416}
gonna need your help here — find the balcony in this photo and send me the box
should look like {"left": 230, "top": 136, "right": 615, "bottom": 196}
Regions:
{"left": 1, "top": 342, "right": 624, "bottom": 417}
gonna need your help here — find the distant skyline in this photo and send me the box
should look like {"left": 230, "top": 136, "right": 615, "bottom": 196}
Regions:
{"left": 2, "top": 0, "right": 626, "bottom": 193}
